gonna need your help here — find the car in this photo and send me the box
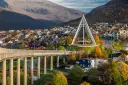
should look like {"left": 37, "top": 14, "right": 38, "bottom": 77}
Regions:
{"left": 65, "top": 65, "right": 74, "bottom": 70}
{"left": 82, "top": 68, "right": 90, "bottom": 72}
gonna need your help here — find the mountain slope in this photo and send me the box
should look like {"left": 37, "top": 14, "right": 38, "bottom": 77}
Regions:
{"left": 63, "top": 0, "right": 128, "bottom": 27}
{"left": 86, "top": 0, "right": 128, "bottom": 23}
{"left": 0, "top": 0, "right": 85, "bottom": 23}
{"left": 0, "top": 7, "right": 56, "bottom": 30}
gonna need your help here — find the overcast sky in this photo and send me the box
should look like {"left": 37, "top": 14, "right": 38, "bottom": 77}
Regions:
{"left": 48, "top": 0, "right": 110, "bottom": 12}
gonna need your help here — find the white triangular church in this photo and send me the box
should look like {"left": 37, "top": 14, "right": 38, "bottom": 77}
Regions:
{"left": 71, "top": 15, "right": 97, "bottom": 47}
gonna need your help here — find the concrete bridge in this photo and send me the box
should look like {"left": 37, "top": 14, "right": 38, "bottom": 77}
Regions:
{"left": 0, "top": 47, "right": 72, "bottom": 85}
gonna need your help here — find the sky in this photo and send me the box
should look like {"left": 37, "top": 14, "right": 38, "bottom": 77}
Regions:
{"left": 48, "top": 0, "right": 110, "bottom": 12}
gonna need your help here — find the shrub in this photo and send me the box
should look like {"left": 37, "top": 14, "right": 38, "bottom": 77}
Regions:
{"left": 34, "top": 73, "right": 54, "bottom": 85}
{"left": 52, "top": 72, "right": 68, "bottom": 85}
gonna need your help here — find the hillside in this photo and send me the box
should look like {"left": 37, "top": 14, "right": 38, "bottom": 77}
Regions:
{"left": 62, "top": 0, "right": 128, "bottom": 27}
{"left": 0, "top": 0, "right": 85, "bottom": 23}
{"left": 0, "top": 7, "right": 56, "bottom": 30}
{"left": 86, "top": 0, "right": 128, "bottom": 24}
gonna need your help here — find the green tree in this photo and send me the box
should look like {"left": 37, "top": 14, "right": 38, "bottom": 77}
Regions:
{"left": 34, "top": 74, "right": 54, "bottom": 85}
{"left": 110, "top": 62, "right": 123, "bottom": 85}
{"left": 58, "top": 46, "right": 65, "bottom": 50}
{"left": 80, "top": 82, "right": 90, "bottom": 85}
{"left": 49, "top": 43, "right": 55, "bottom": 50}
{"left": 68, "top": 65, "right": 85, "bottom": 84}
{"left": 13, "top": 70, "right": 31, "bottom": 85}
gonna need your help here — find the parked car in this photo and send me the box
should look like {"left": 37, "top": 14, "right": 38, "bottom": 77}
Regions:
{"left": 65, "top": 65, "right": 74, "bottom": 70}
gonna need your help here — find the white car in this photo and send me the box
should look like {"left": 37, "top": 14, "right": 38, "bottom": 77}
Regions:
{"left": 82, "top": 68, "right": 90, "bottom": 72}
{"left": 65, "top": 65, "right": 74, "bottom": 70}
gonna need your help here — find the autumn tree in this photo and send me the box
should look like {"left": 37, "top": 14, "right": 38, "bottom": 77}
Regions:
{"left": 110, "top": 62, "right": 123, "bottom": 85}
{"left": 66, "top": 36, "right": 72, "bottom": 45}
{"left": 95, "top": 35, "right": 100, "bottom": 43}
{"left": 84, "top": 49, "right": 89, "bottom": 58}
{"left": 7, "top": 77, "right": 10, "bottom": 85}
{"left": 69, "top": 52, "right": 76, "bottom": 61}
{"left": 78, "top": 48, "right": 84, "bottom": 59}
{"left": 93, "top": 46, "right": 103, "bottom": 58}
{"left": 118, "top": 62, "right": 128, "bottom": 81}
{"left": 52, "top": 72, "right": 68, "bottom": 85}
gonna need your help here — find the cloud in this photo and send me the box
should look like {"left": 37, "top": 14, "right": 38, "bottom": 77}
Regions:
{"left": 48, "top": 0, "right": 110, "bottom": 12}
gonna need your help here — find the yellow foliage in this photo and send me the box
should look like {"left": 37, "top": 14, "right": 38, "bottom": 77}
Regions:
{"left": 113, "top": 60, "right": 117, "bottom": 63}
{"left": 80, "top": 82, "right": 90, "bottom": 85}
{"left": 78, "top": 49, "right": 84, "bottom": 59}
{"left": 94, "top": 46, "right": 103, "bottom": 58}
{"left": 69, "top": 52, "right": 76, "bottom": 60}
{"left": 66, "top": 36, "right": 72, "bottom": 45}
{"left": 99, "top": 40, "right": 104, "bottom": 45}
{"left": 118, "top": 62, "right": 128, "bottom": 81}
{"left": 52, "top": 72, "right": 68, "bottom": 85}
{"left": 95, "top": 35, "right": 100, "bottom": 43}
{"left": 84, "top": 50, "right": 88, "bottom": 58}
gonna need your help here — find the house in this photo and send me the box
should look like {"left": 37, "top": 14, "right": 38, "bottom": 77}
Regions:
{"left": 124, "top": 44, "right": 128, "bottom": 51}
{"left": 77, "top": 58, "right": 107, "bottom": 68}
{"left": 119, "top": 29, "right": 128, "bottom": 39}
{"left": 109, "top": 53, "right": 122, "bottom": 61}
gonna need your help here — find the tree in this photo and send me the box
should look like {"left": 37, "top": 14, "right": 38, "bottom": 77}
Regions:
{"left": 66, "top": 36, "right": 72, "bottom": 45}
{"left": 80, "top": 82, "right": 90, "bottom": 85}
{"left": 58, "top": 46, "right": 65, "bottom": 50}
{"left": 93, "top": 46, "right": 103, "bottom": 58}
{"left": 7, "top": 77, "right": 10, "bottom": 85}
{"left": 95, "top": 35, "right": 100, "bottom": 43}
{"left": 52, "top": 72, "right": 68, "bottom": 85}
{"left": 118, "top": 62, "right": 128, "bottom": 81}
{"left": 110, "top": 62, "right": 123, "bottom": 85}
{"left": 100, "top": 45, "right": 108, "bottom": 58}
{"left": 86, "top": 62, "right": 123, "bottom": 85}
{"left": 34, "top": 74, "right": 54, "bottom": 85}
{"left": 68, "top": 66, "right": 85, "bottom": 84}
{"left": 69, "top": 52, "right": 76, "bottom": 61}
{"left": 49, "top": 43, "right": 55, "bottom": 50}
{"left": 99, "top": 40, "right": 104, "bottom": 45}
{"left": 13, "top": 70, "right": 31, "bottom": 85}
{"left": 78, "top": 48, "right": 84, "bottom": 59}
{"left": 0, "top": 73, "right": 2, "bottom": 84}
{"left": 86, "top": 64, "right": 112, "bottom": 85}
{"left": 84, "top": 49, "right": 89, "bottom": 58}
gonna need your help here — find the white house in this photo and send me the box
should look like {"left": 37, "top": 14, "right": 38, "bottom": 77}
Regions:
{"left": 119, "top": 30, "right": 128, "bottom": 39}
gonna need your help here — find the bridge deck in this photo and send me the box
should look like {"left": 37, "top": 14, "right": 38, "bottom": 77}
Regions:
{"left": 0, "top": 48, "right": 71, "bottom": 60}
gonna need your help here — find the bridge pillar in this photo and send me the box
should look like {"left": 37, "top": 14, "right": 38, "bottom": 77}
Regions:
{"left": 31, "top": 57, "right": 34, "bottom": 84}
{"left": 37, "top": 56, "right": 40, "bottom": 79}
{"left": 24, "top": 57, "right": 27, "bottom": 85}
{"left": 50, "top": 56, "right": 53, "bottom": 71}
{"left": 10, "top": 58, "right": 13, "bottom": 85}
{"left": 57, "top": 56, "right": 60, "bottom": 67}
{"left": 17, "top": 58, "right": 20, "bottom": 85}
{"left": 2, "top": 59, "right": 6, "bottom": 85}
{"left": 44, "top": 56, "right": 47, "bottom": 74}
